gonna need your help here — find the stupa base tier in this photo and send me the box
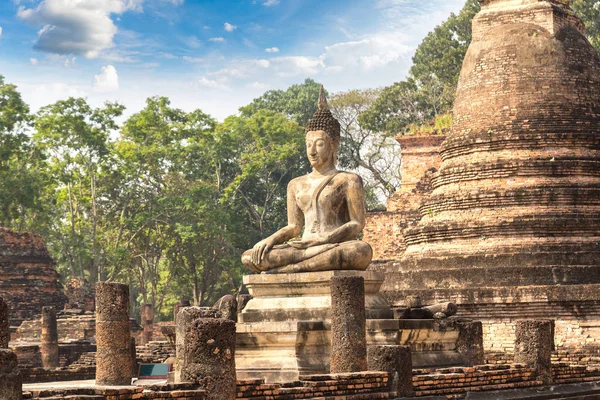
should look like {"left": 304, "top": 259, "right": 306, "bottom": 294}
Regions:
{"left": 235, "top": 320, "right": 399, "bottom": 382}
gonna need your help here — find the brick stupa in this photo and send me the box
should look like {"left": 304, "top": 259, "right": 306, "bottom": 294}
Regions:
{"left": 0, "top": 228, "right": 67, "bottom": 330}
{"left": 394, "top": 0, "right": 600, "bottom": 354}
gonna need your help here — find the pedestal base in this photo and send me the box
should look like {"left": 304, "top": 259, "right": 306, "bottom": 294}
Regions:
{"left": 235, "top": 271, "right": 397, "bottom": 382}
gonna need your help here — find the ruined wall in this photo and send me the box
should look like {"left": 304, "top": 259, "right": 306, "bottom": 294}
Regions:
{"left": 0, "top": 228, "right": 67, "bottom": 329}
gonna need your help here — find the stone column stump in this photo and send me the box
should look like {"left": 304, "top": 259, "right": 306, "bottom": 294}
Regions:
{"left": 181, "top": 318, "right": 236, "bottom": 400}
{"left": 514, "top": 319, "right": 554, "bottom": 385}
{"left": 41, "top": 306, "right": 59, "bottom": 368}
{"left": 142, "top": 304, "right": 154, "bottom": 344}
{"left": 173, "top": 300, "right": 191, "bottom": 322}
{"left": 0, "top": 348, "right": 22, "bottom": 399}
{"left": 175, "top": 307, "right": 221, "bottom": 382}
{"left": 368, "top": 345, "right": 413, "bottom": 396}
{"left": 330, "top": 275, "right": 367, "bottom": 373}
{"left": 456, "top": 320, "right": 484, "bottom": 366}
{"left": 95, "top": 282, "right": 132, "bottom": 386}
{"left": 0, "top": 297, "right": 8, "bottom": 348}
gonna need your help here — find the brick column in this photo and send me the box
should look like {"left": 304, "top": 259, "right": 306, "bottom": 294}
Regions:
{"left": 0, "top": 349, "right": 21, "bottom": 399}
{"left": 368, "top": 345, "right": 414, "bottom": 396}
{"left": 181, "top": 318, "right": 236, "bottom": 400}
{"left": 330, "top": 276, "right": 367, "bottom": 373}
{"left": 514, "top": 320, "right": 554, "bottom": 385}
{"left": 0, "top": 297, "right": 8, "bottom": 348}
{"left": 130, "top": 337, "right": 138, "bottom": 377}
{"left": 141, "top": 304, "right": 154, "bottom": 344}
{"left": 41, "top": 306, "right": 59, "bottom": 368}
{"left": 95, "top": 282, "right": 132, "bottom": 386}
{"left": 175, "top": 307, "right": 221, "bottom": 382}
{"left": 456, "top": 320, "right": 484, "bottom": 366}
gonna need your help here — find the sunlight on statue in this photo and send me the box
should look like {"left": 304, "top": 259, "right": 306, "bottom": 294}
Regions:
{"left": 242, "top": 86, "right": 373, "bottom": 274}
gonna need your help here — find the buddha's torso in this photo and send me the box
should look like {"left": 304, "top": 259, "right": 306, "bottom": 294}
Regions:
{"left": 292, "top": 171, "right": 353, "bottom": 241}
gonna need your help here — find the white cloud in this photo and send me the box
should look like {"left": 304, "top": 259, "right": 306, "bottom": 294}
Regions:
{"left": 157, "top": 52, "right": 177, "bottom": 59}
{"left": 0, "top": 27, "right": 3, "bottom": 38}
{"left": 248, "top": 81, "right": 268, "bottom": 89}
{"left": 198, "top": 76, "right": 229, "bottom": 90}
{"left": 265, "top": 47, "right": 279, "bottom": 53}
{"left": 17, "top": 0, "right": 143, "bottom": 58}
{"left": 167, "top": 0, "right": 184, "bottom": 5}
{"left": 182, "top": 35, "right": 202, "bottom": 48}
{"left": 322, "top": 32, "right": 413, "bottom": 70}
{"left": 63, "top": 56, "right": 76, "bottom": 67}
{"left": 183, "top": 56, "right": 205, "bottom": 63}
{"left": 209, "top": 37, "right": 225, "bottom": 43}
{"left": 263, "top": 0, "right": 279, "bottom": 6}
{"left": 224, "top": 22, "right": 236, "bottom": 32}
{"left": 30, "top": 58, "right": 39, "bottom": 65}
{"left": 93, "top": 65, "right": 119, "bottom": 93}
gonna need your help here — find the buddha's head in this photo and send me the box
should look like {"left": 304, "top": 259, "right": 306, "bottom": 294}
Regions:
{"left": 305, "top": 86, "right": 341, "bottom": 169}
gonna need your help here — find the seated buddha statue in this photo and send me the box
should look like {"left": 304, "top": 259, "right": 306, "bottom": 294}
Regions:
{"left": 241, "top": 87, "right": 373, "bottom": 274}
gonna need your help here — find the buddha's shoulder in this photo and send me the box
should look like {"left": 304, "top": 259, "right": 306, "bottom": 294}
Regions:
{"left": 334, "top": 171, "right": 364, "bottom": 186}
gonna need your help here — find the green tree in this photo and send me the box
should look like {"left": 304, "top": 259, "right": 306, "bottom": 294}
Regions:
{"left": 329, "top": 89, "right": 401, "bottom": 209}
{"left": 240, "top": 78, "right": 322, "bottom": 126}
{"left": 572, "top": 0, "right": 600, "bottom": 54}
{"left": 0, "top": 76, "right": 48, "bottom": 231}
{"left": 361, "top": 0, "right": 480, "bottom": 135}
{"left": 33, "top": 97, "right": 125, "bottom": 280}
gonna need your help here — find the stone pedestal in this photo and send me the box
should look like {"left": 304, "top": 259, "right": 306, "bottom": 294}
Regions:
{"left": 41, "top": 306, "right": 59, "bottom": 369}
{"left": 95, "top": 282, "right": 132, "bottom": 386}
{"left": 236, "top": 271, "right": 397, "bottom": 382}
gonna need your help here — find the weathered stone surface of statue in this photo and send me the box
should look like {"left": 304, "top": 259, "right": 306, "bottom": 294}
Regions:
{"left": 242, "top": 87, "right": 372, "bottom": 274}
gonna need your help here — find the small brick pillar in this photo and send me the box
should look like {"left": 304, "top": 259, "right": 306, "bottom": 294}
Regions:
{"left": 175, "top": 307, "right": 221, "bottom": 382}
{"left": 0, "top": 297, "right": 8, "bottom": 348}
{"left": 141, "top": 304, "right": 154, "bottom": 344}
{"left": 41, "top": 306, "right": 59, "bottom": 369}
{"left": 330, "top": 275, "right": 367, "bottom": 373}
{"left": 130, "top": 337, "right": 138, "bottom": 377}
{"left": 95, "top": 282, "right": 132, "bottom": 386}
{"left": 173, "top": 299, "right": 191, "bottom": 322}
{"left": 0, "top": 348, "right": 22, "bottom": 399}
{"left": 181, "top": 318, "right": 236, "bottom": 400}
{"left": 514, "top": 319, "right": 554, "bottom": 385}
{"left": 368, "top": 345, "right": 414, "bottom": 396}
{"left": 456, "top": 320, "right": 484, "bottom": 366}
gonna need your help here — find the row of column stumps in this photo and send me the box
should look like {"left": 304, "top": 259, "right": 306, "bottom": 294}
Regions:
{"left": 0, "top": 296, "right": 21, "bottom": 399}
{"left": 175, "top": 306, "right": 236, "bottom": 400}
{"left": 41, "top": 306, "right": 59, "bottom": 369}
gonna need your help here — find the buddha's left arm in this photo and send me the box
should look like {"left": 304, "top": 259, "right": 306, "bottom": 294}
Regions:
{"left": 322, "top": 174, "right": 366, "bottom": 243}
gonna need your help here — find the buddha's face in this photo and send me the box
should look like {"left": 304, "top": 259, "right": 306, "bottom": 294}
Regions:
{"left": 306, "top": 130, "right": 334, "bottom": 170}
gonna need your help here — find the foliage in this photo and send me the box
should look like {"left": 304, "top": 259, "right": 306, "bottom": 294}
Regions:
{"left": 239, "top": 78, "right": 322, "bottom": 126}
{"left": 572, "top": 0, "right": 600, "bottom": 54}
{"left": 360, "top": 0, "right": 480, "bottom": 136}
{"left": 329, "top": 89, "right": 401, "bottom": 209}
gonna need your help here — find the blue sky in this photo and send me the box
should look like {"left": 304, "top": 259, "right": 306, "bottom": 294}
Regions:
{"left": 0, "top": 0, "right": 465, "bottom": 120}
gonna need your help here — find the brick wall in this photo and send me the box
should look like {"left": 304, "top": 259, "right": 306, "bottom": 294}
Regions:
{"left": 0, "top": 227, "right": 67, "bottom": 329}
